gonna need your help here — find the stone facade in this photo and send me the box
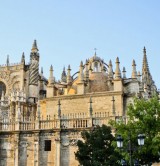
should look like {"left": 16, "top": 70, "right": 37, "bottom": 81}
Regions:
{"left": 0, "top": 42, "right": 157, "bottom": 166}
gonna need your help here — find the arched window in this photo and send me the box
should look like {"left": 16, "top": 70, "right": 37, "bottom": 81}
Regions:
{"left": 94, "top": 62, "right": 98, "bottom": 72}
{"left": 0, "top": 81, "right": 6, "bottom": 98}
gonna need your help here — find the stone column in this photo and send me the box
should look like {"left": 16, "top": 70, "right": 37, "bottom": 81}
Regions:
{"left": 55, "top": 133, "right": 61, "bottom": 166}
{"left": 34, "top": 132, "right": 40, "bottom": 166}
{"left": 15, "top": 102, "right": 20, "bottom": 130}
{"left": 14, "top": 133, "right": 19, "bottom": 166}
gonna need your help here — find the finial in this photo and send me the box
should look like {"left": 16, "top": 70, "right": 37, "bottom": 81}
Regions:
{"left": 21, "top": 52, "right": 25, "bottom": 63}
{"left": 48, "top": 65, "right": 54, "bottom": 84}
{"left": 61, "top": 66, "right": 67, "bottom": 83}
{"left": 116, "top": 57, "right": 119, "bottom": 63}
{"left": 67, "top": 65, "right": 72, "bottom": 83}
{"left": 68, "top": 65, "right": 71, "bottom": 70}
{"left": 115, "top": 57, "right": 121, "bottom": 80}
{"left": 143, "top": 46, "right": 146, "bottom": 54}
{"left": 94, "top": 48, "right": 97, "bottom": 57}
{"left": 78, "top": 60, "right": 84, "bottom": 82}
{"left": 132, "top": 59, "right": 137, "bottom": 79}
{"left": 122, "top": 67, "right": 126, "bottom": 79}
{"left": 80, "top": 61, "right": 83, "bottom": 67}
{"left": 31, "top": 40, "right": 39, "bottom": 52}
{"left": 6, "top": 55, "right": 9, "bottom": 66}
{"left": 108, "top": 60, "right": 113, "bottom": 79}
{"left": 142, "top": 46, "right": 150, "bottom": 76}
{"left": 50, "top": 65, "right": 53, "bottom": 71}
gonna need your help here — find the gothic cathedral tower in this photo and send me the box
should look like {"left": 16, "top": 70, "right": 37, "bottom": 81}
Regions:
{"left": 29, "top": 40, "right": 39, "bottom": 103}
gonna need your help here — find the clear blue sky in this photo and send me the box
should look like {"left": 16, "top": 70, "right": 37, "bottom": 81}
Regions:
{"left": 0, "top": 1, "right": 160, "bottom": 88}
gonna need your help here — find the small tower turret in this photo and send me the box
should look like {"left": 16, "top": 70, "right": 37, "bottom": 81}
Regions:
{"left": 113, "top": 57, "right": 123, "bottom": 91}
{"left": 48, "top": 65, "right": 54, "bottom": 85}
{"left": 21, "top": 52, "right": 25, "bottom": 64}
{"left": 78, "top": 61, "right": 84, "bottom": 83}
{"left": 61, "top": 67, "right": 67, "bottom": 83}
{"left": 29, "top": 40, "right": 40, "bottom": 103}
{"left": 77, "top": 61, "right": 85, "bottom": 94}
{"left": 108, "top": 60, "right": 113, "bottom": 79}
{"left": 6, "top": 55, "right": 9, "bottom": 66}
{"left": 114, "top": 57, "right": 121, "bottom": 80}
{"left": 47, "top": 65, "right": 56, "bottom": 98}
{"left": 122, "top": 67, "right": 126, "bottom": 79}
{"left": 131, "top": 60, "right": 137, "bottom": 79}
{"left": 84, "top": 60, "right": 89, "bottom": 81}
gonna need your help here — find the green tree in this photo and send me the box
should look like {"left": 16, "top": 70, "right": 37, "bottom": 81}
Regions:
{"left": 110, "top": 97, "right": 160, "bottom": 165}
{"left": 75, "top": 124, "right": 121, "bottom": 166}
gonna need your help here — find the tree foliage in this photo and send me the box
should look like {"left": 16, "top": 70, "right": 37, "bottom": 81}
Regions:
{"left": 75, "top": 125, "right": 121, "bottom": 166}
{"left": 110, "top": 97, "right": 160, "bottom": 165}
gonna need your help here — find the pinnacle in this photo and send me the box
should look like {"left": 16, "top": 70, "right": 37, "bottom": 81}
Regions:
{"left": 31, "top": 40, "right": 39, "bottom": 52}
{"left": 109, "top": 60, "right": 112, "bottom": 66}
{"left": 50, "top": 65, "right": 53, "bottom": 71}
{"left": 116, "top": 57, "right": 119, "bottom": 63}
{"left": 132, "top": 59, "right": 136, "bottom": 66}
{"left": 80, "top": 61, "right": 83, "bottom": 67}
{"left": 68, "top": 65, "right": 71, "bottom": 70}
{"left": 123, "top": 67, "right": 126, "bottom": 72}
{"left": 143, "top": 46, "right": 146, "bottom": 54}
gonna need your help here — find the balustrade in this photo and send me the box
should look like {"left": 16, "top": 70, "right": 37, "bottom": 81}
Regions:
{"left": 0, "top": 115, "right": 112, "bottom": 131}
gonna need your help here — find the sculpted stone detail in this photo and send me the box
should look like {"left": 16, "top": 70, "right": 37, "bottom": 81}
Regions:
{"left": 29, "top": 57, "right": 39, "bottom": 85}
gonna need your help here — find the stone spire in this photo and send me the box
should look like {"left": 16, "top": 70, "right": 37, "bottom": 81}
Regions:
{"left": 31, "top": 40, "right": 39, "bottom": 53}
{"left": 122, "top": 67, "right": 126, "bottom": 79}
{"left": 48, "top": 65, "right": 54, "bottom": 85}
{"left": 114, "top": 57, "right": 121, "bottom": 79}
{"left": 78, "top": 61, "right": 84, "bottom": 83}
{"left": 29, "top": 40, "right": 39, "bottom": 86}
{"left": 108, "top": 60, "right": 113, "bottom": 79}
{"left": 141, "top": 47, "right": 154, "bottom": 89}
{"left": 6, "top": 55, "right": 9, "bottom": 66}
{"left": 84, "top": 60, "right": 89, "bottom": 81}
{"left": 67, "top": 65, "right": 72, "bottom": 84}
{"left": 131, "top": 60, "right": 137, "bottom": 79}
{"left": 142, "top": 47, "right": 149, "bottom": 74}
{"left": 61, "top": 67, "right": 67, "bottom": 83}
{"left": 137, "top": 71, "right": 141, "bottom": 82}
{"left": 21, "top": 52, "right": 25, "bottom": 64}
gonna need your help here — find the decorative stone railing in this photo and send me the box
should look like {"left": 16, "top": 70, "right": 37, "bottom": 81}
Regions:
{"left": 20, "top": 121, "right": 35, "bottom": 130}
{"left": 40, "top": 120, "right": 59, "bottom": 129}
{"left": 61, "top": 118, "right": 89, "bottom": 128}
{"left": 0, "top": 121, "right": 15, "bottom": 131}
{"left": 0, "top": 116, "right": 115, "bottom": 132}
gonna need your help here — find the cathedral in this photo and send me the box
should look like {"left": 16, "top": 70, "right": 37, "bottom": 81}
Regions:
{"left": 0, "top": 40, "right": 157, "bottom": 166}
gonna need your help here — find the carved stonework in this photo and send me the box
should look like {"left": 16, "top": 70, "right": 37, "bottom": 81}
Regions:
{"left": 34, "top": 133, "right": 39, "bottom": 142}
{"left": 29, "top": 57, "right": 39, "bottom": 85}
